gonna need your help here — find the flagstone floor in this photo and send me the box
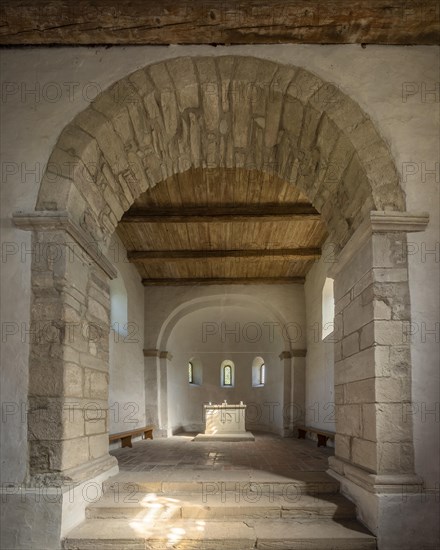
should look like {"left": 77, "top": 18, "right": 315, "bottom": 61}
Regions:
{"left": 110, "top": 432, "right": 333, "bottom": 476}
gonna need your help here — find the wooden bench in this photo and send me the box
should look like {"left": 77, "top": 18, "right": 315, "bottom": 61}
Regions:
{"left": 109, "top": 425, "right": 154, "bottom": 448}
{"left": 297, "top": 426, "right": 335, "bottom": 447}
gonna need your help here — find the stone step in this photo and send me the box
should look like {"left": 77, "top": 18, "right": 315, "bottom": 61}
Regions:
{"left": 63, "top": 518, "right": 376, "bottom": 550}
{"left": 87, "top": 491, "right": 356, "bottom": 520}
{"left": 102, "top": 470, "right": 340, "bottom": 496}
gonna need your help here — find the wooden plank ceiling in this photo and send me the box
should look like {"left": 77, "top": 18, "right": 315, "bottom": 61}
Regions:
{"left": 1, "top": 0, "right": 438, "bottom": 45}
{"left": 117, "top": 168, "right": 327, "bottom": 285}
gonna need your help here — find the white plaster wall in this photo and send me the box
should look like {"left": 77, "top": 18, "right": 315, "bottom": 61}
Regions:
{"left": 107, "top": 234, "right": 146, "bottom": 434}
{"left": 166, "top": 305, "right": 287, "bottom": 434}
{"left": 304, "top": 254, "right": 336, "bottom": 433}
{"left": 144, "top": 284, "right": 306, "bottom": 351}
{"left": 0, "top": 45, "right": 438, "bottom": 488}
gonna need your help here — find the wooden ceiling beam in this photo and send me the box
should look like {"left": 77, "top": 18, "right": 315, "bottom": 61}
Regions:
{"left": 142, "top": 277, "right": 305, "bottom": 286}
{"left": 121, "top": 205, "right": 320, "bottom": 223}
{"left": 128, "top": 247, "right": 321, "bottom": 262}
{"left": 1, "top": 1, "right": 438, "bottom": 45}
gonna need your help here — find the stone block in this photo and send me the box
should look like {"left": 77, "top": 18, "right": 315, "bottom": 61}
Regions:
{"left": 353, "top": 270, "right": 374, "bottom": 299}
{"left": 281, "top": 98, "right": 303, "bottom": 142}
{"left": 334, "top": 239, "right": 372, "bottom": 302}
{"left": 29, "top": 359, "right": 64, "bottom": 397}
{"left": 374, "top": 320, "right": 407, "bottom": 346}
{"left": 27, "top": 397, "right": 85, "bottom": 441}
{"left": 360, "top": 321, "right": 374, "bottom": 350}
{"left": 342, "top": 332, "right": 360, "bottom": 358}
{"left": 335, "top": 434, "right": 351, "bottom": 461}
{"left": 148, "top": 64, "right": 178, "bottom": 140}
{"left": 374, "top": 268, "right": 408, "bottom": 283}
{"left": 61, "top": 437, "right": 90, "bottom": 470}
{"left": 333, "top": 313, "right": 343, "bottom": 342}
{"left": 352, "top": 438, "right": 377, "bottom": 471}
{"left": 361, "top": 403, "right": 377, "bottom": 441}
{"left": 345, "top": 379, "right": 375, "bottom": 405}
{"left": 386, "top": 345, "right": 411, "bottom": 376}
{"left": 334, "top": 340, "right": 342, "bottom": 362}
{"left": 377, "top": 441, "right": 401, "bottom": 473}
{"left": 84, "top": 369, "right": 108, "bottom": 400}
{"left": 74, "top": 108, "right": 129, "bottom": 177}
{"left": 85, "top": 418, "right": 107, "bottom": 436}
{"left": 167, "top": 57, "right": 199, "bottom": 111}
{"left": 373, "top": 300, "right": 392, "bottom": 320}
{"left": 372, "top": 232, "right": 407, "bottom": 268}
{"left": 336, "top": 404, "right": 362, "bottom": 437}
{"left": 343, "top": 295, "right": 373, "bottom": 336}
{"left": 376, "top": 403, "right": 412, "bottom": 444}
{"left": 64, "top": 363, "right": 83, "bottom": 397}
{"left": 335, "top": 291, "right": 351, "bottom": 315}
{"left": 87, "top": 298, "right": 109, "bottom": 324}
{"left": 290, "top": 67, "right": 321, "bottom": 103}
{"left": 335, "top": 347, "right": 375, "bottom": 385}
{"left": 376, "top": 376, "right": 410, "bottom": 402}
{"left": 80, "top": 351, "right": 108, "bottom": 372}
{"left": 88, "top": 433, "right": 109, "bottom": 460}
{"left": 334, "top": 384, "right": 344, "bottom": 405}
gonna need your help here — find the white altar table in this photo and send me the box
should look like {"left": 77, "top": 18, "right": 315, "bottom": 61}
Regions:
{"left": 193, "top": 402, "right": 255, "bottom": 441}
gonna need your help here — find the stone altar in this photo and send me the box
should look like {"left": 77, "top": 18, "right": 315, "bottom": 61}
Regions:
{"left": 193, "top": 401, "right": 255, "bottom": 441}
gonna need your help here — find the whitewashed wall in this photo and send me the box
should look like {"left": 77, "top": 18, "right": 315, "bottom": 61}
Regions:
{"left": 304, "top": 253, "right": 336, "bottom": 434}
{"left": 166, "top": 305, "right": 288, "bottom": 435}
{"left": 107, "top": 234, "right": 146, "bottom": 435}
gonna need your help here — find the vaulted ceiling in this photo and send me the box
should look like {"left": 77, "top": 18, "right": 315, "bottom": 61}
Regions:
{"left": 117, "top": 168, "right": 327, "bottom": 285}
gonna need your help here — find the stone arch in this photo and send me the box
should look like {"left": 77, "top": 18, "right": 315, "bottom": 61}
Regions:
{"left": 156, "top": 293, "right": 295, "bottom": 354}
{"left": 154, "top": 293, "right": 295, "bottom": 436}
{"left": 13, "top": 56, "right": 429, "bottom": 524}
{"left": 36, "top": 55, "right": 405, "bottom": 249}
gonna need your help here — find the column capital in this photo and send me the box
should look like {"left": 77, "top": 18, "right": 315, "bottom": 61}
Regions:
{"left": 12, "top": 210, "right": 117, "bottom": 279}
{"left": 329, "top": 210, "right": 429, "bottom": 278}
{"left": 143, "top": 349, "right": 172, "bottom": 361}
{"left": 279, "top": 349, "right": 306, "bottom": 360}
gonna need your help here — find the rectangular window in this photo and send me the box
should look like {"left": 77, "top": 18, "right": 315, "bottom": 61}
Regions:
{"left": 223, "top": 365, "right": 232, "bottom": 386}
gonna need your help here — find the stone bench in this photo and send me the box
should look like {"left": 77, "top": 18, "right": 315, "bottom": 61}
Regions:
{"left": 297, "top": 426, "right": 335, "bottom": 447}
{"left": 109, "top": 425, "right": 154, "bottom": 448}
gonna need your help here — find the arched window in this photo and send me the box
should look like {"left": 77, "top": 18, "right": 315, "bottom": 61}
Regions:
{"left": 252, "top": 356, "right": 266, "bottom": 387}
{"left": 220, "top": 360, "right": 234, "bottom": 387}
{"left": 322, "top": 277, "right": 335, "bottom": 339}
{"left": 188, "top": 361, "right": 194, "bottom": 384}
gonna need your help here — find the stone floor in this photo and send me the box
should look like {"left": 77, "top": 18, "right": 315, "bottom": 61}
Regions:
{"left": 110, "top": 431, "right": 334, "bottom": 476}
{"left": 64, "top": 434, "right": 377, "bottom": 549}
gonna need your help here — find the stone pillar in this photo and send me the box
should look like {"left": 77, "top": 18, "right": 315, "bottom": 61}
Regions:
{"left": 280, "top": 350, "right": 306, "bottom": 436}
{"left": 328, "top": 211, "right": 431, "bottom": 549}
{"left": 8, "top": 212, "right": 120, "bottom": 549}
{"left": 143, "top": 350, "right": 160, "bottom": 428}
{"left": 143, "top": 349, "right": 172, "bottom": 437}
{"left": 291, "top": 351, "right": 306, "bottom": 432}
{"left": 280, "top": 351, "right": 293, "bottom": 436}
{"left": 159, "top": 351, "right": 172, "bottom": 435}
{"left": 12, "top": 215, "right": 119, "bottom": 484}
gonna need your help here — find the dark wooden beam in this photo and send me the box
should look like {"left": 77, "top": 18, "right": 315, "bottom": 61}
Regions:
{"left": 121, "top": 204, "right": 320, "bottom": 223}
{"left": 1, "top": 1, "right": 438, "bottom": 45}
{"left": 142, "top": 277, "right": 305, "bottom": 286}
{"left": 128, "top": 247, "right": 321, "bottom": 262}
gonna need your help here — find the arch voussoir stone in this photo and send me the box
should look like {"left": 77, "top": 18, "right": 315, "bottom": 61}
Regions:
{"left": 37, "top": 54, "right": 405, "bottom": 248}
